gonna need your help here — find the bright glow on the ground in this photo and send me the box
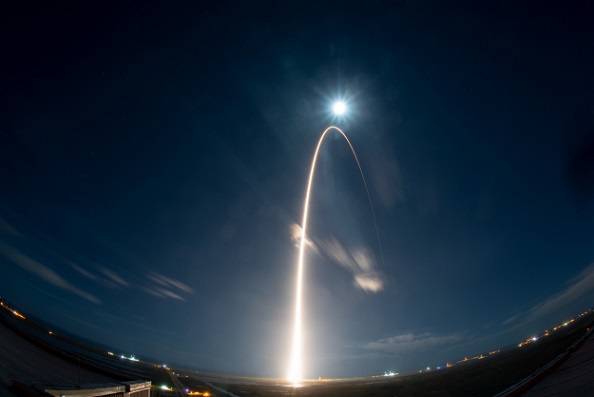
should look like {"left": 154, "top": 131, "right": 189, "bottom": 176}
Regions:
{"left": 332, "top": 101, "right": 347, "bottom": 115}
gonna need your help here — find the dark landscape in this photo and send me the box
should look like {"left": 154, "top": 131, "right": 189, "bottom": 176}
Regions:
{"left": 1, "top": 299, "right": 593, "bottom": 396}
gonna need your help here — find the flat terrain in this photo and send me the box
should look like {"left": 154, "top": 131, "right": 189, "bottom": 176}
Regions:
{"left": 177, "top": 314, "right": 594, "bottom": 397}
{"left": 0, "top": 317, "right": 117, "bottom": 390}
{"left": 520, "top": 331, "right": 594, "bottom": 396}
{"left": 1, "top": 304, "right": 593, "bottom": 397}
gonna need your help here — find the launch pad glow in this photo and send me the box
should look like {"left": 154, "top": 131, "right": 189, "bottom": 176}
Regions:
{"left": 288, "top": 125, "right": 378, "bottom": 383}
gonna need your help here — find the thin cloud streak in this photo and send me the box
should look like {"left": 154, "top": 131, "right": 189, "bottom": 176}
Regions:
{"left": 144, "top": 272, "right": 194, "bottom": 301}
{"left": 158, "top": 288, "right": 185, "bottom": 301}
{"left": 502, "top": 314, "right": 520, "bottom": 326}
{"left": 0, "top": 243, "right": 101, "bottom": 304}
{"left": 476, "top": 262, "right": 594, "bottom": 344}
{"left": 148, "top": 272, "right": 194, "bottom": 294}
{"left": 527, "top": 262, "right": 594, "bottom": 321}
{"left": 365, "top": 332, "right": 462, "bottom": 354}
{"left": 99, "top": 267, "right": 129, "bottom": 287}
{"left": 70, "top": 263, "right": 98, "bottom": 281}
{"left": 143, "top": 287, "right": 185, "bottom": 301}
{"left": 0, "top": 217, "right": 22, "bottom": 237}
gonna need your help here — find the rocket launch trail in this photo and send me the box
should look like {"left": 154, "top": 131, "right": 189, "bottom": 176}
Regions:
{"left": 288, "top": 126, "right": 383, "bottom": 383}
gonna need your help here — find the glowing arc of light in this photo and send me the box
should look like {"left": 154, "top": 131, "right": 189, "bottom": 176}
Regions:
{"left": 288, "top": 126, "right": 384, "bottom": 383}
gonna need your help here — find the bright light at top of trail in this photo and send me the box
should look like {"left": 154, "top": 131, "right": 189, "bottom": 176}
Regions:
{"left": 332, "top": 101, "right": 347, "bottom": 116}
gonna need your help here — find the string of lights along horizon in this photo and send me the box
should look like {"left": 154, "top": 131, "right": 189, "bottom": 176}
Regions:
{"left": 288, "top": 101, "right": 383, "bottom": 383}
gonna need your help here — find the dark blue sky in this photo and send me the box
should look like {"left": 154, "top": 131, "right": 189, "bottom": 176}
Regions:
{"left": 2, "top": 1, "right": 594, "bottom": 378}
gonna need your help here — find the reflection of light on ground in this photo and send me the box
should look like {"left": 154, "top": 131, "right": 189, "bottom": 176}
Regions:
{"left": 282, "top": 382, "right": 306, "bottom": 388}
{"left": 187, "top": 391, "right": 211, "bottom": 396}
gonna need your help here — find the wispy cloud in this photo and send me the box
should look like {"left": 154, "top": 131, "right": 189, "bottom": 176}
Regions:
{"left": 70, "top": 262, "right": 132, "bottom": 290}
{"left": 148, "top": 272, "right": 193, "bottom": 294}
{"left": 0, "top": 217, "right": 22, "bottom": 237}
{"left": 502, "top": 314, "right": 520, "bottom": 326}
{"left": 158, "top": 288, "right": 184, "bottom": 301}
{"left": 70, "top": 262, "right": 98, "bottom": 281}
{"left": 143, "top": 287, "right": 185, "bottom": 301}
{"left": 145, "top": 272, "right": 194, "bottom": 301}
{"left": 365, "top": 332, "right": 462, "bottom": 354}
{"left": 289, "top": 223, "right": 317, "bottom": 252}
{"left": 320, "top": 238, "right": 384, "bottom": 293}
{"left": 526, "top": 262, "right": 594, "bottom": 321}
{"left": 0, "top": 243, "right": 101, "bottom": 304}
{"left": 99, "top": 266, "right": 129, "bottom": 287}
{"left": 489, "top": 262, "right": 594, "bottom": 337}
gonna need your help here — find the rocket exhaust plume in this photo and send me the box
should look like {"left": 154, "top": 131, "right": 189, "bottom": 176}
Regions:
{"left": 288, "top": 126, "right": 383, "bottom": 383}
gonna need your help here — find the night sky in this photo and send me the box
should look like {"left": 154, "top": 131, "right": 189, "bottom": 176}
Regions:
{"left": 2, "top": 2, "right": 594, "bottom": 379}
